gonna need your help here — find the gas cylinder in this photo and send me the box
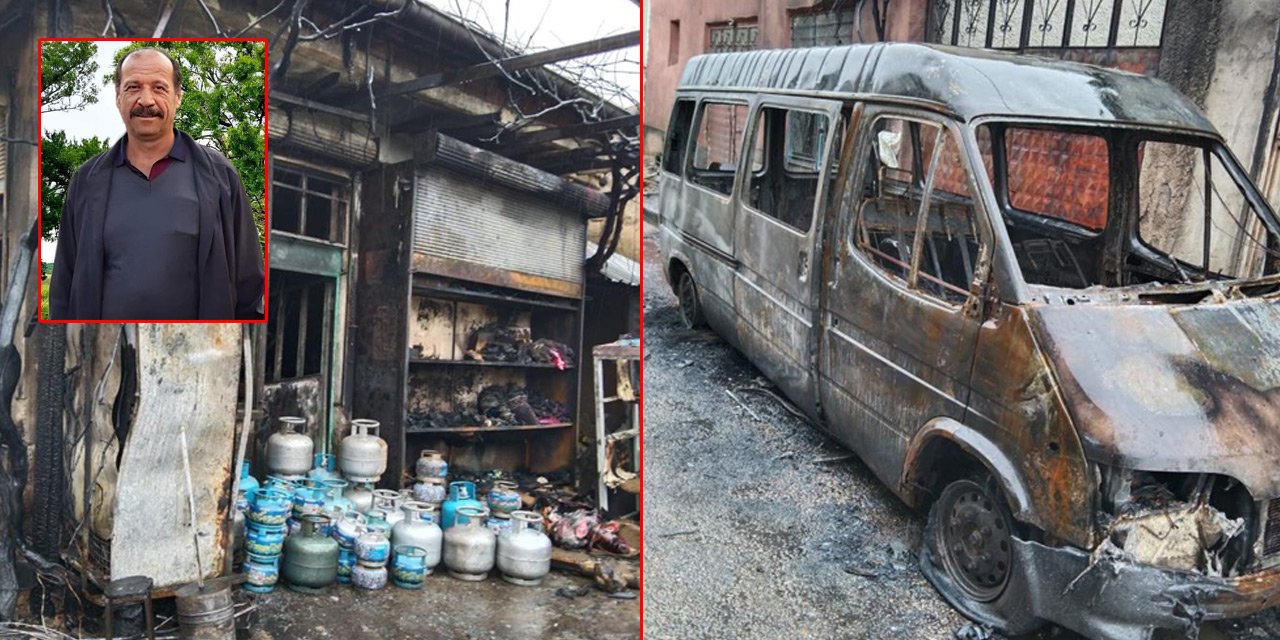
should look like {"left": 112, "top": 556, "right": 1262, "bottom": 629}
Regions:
{"left": 267, "top": 416, "right": 312, "bottom": 478}
{"left": 496, "top": 510, "right": 552, "bottom": 586}
{"left": 282, "top": 514, "right": 339, "bottom": 593}
{"left": 344, "top": 481, "right": 375, "bottom": 514}
{"left": 372, "top": 489, "right": 405, "bottom": 527}
{"left": 442, "top": 506, "right": 495, "bottom": 581}
{"left": 338, "top": 419, "right": 387, "bottom": 483}
{"left": 440, "top": 481, "right": 483, "bottom": 529}
{"left": 391, "top": 502, "right": 443, "bottom": 575}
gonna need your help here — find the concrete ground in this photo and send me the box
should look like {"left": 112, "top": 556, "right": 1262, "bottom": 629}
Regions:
{"left": 639, "top": 222, "right": 1280, "bottom": 640}
{"left": 243, "top": 571, "right": 638, "bottom": 640}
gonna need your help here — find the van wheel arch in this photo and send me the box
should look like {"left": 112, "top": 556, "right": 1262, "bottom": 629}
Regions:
{"left": 907, "top": 426, "right": 1045, "bottom": 635}
{"left": 902, "top": 421, "right": 1036, "bottom": 526}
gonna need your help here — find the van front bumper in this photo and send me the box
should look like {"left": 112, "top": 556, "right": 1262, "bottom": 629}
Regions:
{"left": 1015, "top": 539, "right": 1280, "bottom": 639}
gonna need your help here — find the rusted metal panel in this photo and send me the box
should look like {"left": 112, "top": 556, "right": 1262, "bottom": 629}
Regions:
{"left": 962, "top": 303, "right": 1095, "bottom": 546}
{"left": 110, "top": 324, "right": 240, "bottom": 586}
{"left": 1030, "top": 299, "right": 1280, "bottom": 499}
{"left": 411, "top": 166, "right": 585, "bottom": 297}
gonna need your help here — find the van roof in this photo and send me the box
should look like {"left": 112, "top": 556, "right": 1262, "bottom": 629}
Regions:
{"left": 677, "top": 42, "right": 1216, "bottom": 135}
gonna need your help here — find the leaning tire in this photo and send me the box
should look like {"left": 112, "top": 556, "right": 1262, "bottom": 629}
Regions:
{"left": 676, "top": 271, "right": 706, "bottom": 330}
{"left": 920, "top": 476, "right": 1042, "bottom": 635}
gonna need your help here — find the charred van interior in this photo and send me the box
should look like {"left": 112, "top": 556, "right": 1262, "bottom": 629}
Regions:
{"left": 976, "top": 121, "right": 1280, "bottom": 294}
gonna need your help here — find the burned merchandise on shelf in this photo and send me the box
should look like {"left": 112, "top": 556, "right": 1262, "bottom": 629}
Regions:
{"left": 463, "top": 323, "right": 576, "bottom": 368}
{"left": 405, "top": 384, "right": 572, "bottom": 430}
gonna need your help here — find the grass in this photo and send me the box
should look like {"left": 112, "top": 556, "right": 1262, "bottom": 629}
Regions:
{"left": 39, "top": 278, "right": 49, "bottom": 320}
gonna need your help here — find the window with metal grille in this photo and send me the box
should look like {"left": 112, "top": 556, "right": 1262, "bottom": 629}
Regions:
{"left": 707, "top": 21, "right": 758, "bottom": 53}
{"left": 928, "top": 0, "right": 1168, "bottom": 49}
{"left": 791, "top": 7, "right": 859, "bottom": 48}
{"left": 270, "top": 165, "right": 349, "bottom": 244}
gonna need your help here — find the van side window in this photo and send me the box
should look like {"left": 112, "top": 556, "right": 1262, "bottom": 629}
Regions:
{"left": 688, "top": 102, "right": 759, "bottom": 196}
{"left": 852, "top": 116, "right": 982, "bottom": 305}
{"left": 663, "top": 99, "right": 696, "bottom": 175}
{"left": 743, "top": 107, "right": 833, "bottom": 232}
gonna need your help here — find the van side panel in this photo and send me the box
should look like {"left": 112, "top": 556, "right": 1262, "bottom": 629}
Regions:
{"left": 964, "top": 303, "right": 1093, "bottom": 546}
{"left": 733, "top": 211, "right": 818, "bottom": 413}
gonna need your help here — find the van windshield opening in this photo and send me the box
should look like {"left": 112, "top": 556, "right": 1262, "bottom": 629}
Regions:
{"left": 974, "top": 122, "right": 1280, "bottom": 292}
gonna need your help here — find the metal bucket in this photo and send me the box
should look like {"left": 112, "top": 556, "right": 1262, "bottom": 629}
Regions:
{"left": 174, "top": 581, "right": 236, "bottom": 640}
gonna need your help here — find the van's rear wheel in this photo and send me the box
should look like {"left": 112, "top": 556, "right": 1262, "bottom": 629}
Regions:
{"left": 921, "top": 475, "right": 1042, "bottom": 635}
{"left": 677, "top": 271, "right": 705, "bottom": 330}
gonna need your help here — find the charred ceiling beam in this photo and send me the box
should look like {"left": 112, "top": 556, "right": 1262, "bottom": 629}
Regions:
{"left": 525, "top": 146, "right": 639, "bottom": 175}
{"left": 439, "top": 119, "right": 502, "bottom": 140}
{"left": 376, "top": 30, "right": 640, "bottom": 99}
{"left": 394, "top": 110, "right": 501, "bottom": 133}
{"left": 298, "top": 72, "right": 341, "bottom": 100}
{"left": 273, "top": 91, "right": 368, "bottom": 122}
{"left": 498, "top": 114, "right": 639, "bottom": 156}
{"left": 543, "top": 156, "right": 625, "bottom": 176}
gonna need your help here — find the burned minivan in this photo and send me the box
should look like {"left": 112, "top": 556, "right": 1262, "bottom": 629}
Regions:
{"left": 656, "top": 43, "right": 1280, "bottom": 639}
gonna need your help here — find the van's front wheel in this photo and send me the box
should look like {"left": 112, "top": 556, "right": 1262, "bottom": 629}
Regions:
{"left": 677, "top": 271, "right": 705, "bottom": 330}
{"left": 921, "top": 476, "right": 1042, "bottom": 635}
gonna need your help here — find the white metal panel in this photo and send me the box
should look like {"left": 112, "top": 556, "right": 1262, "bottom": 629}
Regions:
{"left": 111, "top": 324, "right": 240, "bottom": 587}
{"left": 412, "top": 167, "right": 585, "bottom": 287}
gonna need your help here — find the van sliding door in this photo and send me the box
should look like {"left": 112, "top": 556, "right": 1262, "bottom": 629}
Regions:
{"left": 731, "top": 97, "right": 843, "bottom": 416}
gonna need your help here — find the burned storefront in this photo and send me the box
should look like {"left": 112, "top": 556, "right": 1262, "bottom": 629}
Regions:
{"left": 0, "top": 0, "right": 640, "bottom": 636}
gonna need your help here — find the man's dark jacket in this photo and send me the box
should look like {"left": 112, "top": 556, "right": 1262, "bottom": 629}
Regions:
{"left": 49, "top": 130, "right": 264, "bottom": 320}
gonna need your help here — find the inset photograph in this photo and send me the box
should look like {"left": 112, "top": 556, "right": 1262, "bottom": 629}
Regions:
{"left": 39, "top": 38, "right": 266, "bottom": 321}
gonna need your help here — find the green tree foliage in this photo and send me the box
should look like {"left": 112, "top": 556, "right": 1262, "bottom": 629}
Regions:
{"left": 40, "top": 131, "right": 110, "bottom": 240}
{"left": 40, "top": 41, "right": 100, "bottom": 113}
{"left": 111, "top": 41, "right": 267, "bottom": 248}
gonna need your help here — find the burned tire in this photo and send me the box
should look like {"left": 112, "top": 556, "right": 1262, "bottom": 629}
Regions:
{"left": 921, "top": 476, "right": 1042, "bottom": 635}
{"left": 676, "top": 271, "right": 706, "bottom": 330}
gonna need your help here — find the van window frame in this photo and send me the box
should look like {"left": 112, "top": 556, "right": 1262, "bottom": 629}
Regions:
{"left": 684, "top": 96, "right": 755, "bottom": 201}
{"left": 737, "top": 96, "right": 843, "bottom": 238}
{"left": 662, "top": 98, "right": 698, "bottom": 176}
{"left": 842, "top": 104, "right": 996, "bottom": 312}
{"left": 971, "top": 115, "right": 1280, "bottom": 299}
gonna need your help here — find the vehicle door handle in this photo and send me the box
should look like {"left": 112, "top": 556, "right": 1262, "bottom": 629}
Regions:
{"left": 799, "top": 251, "right": 809, "bottom": 276}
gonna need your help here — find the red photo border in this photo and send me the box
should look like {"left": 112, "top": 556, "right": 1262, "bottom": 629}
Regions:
{"left": 36, "top": 36, "right": 270, "bottom": 324}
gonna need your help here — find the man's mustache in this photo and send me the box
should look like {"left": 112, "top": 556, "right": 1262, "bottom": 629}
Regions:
{"left": 130, "top": 106, "right": 162, "bottom": 118}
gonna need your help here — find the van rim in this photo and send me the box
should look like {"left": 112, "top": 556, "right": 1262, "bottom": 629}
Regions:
{"left": 933, "top": 478, "right": 1014, "bottom": 603}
